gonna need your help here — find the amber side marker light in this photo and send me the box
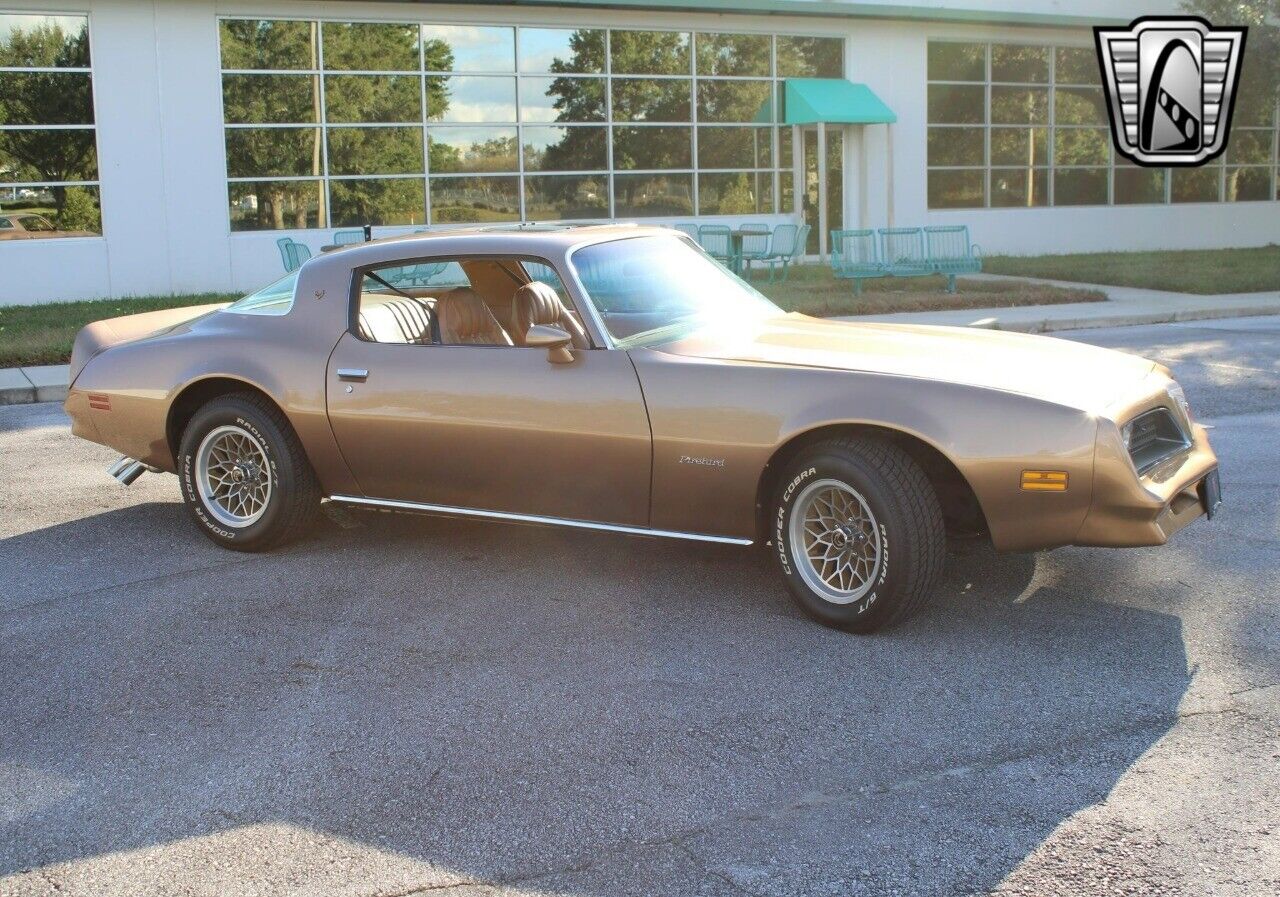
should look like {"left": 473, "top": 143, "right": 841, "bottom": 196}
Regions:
{"left": 1022, "top": 470, "right": 1068, "bottom": 491}
{"left": 88, "top": 394, "right": 111, "bottom": 411}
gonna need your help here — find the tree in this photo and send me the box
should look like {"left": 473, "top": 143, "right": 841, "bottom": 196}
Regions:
{"left": 1184, "top": 0, "right": 1278, "bottom": 123}
{"left": 0, "top": 21, "right": 97, "bottom": 217}
{"left": 58, "top": 185, "right": 100, "bottom": 232}
{"left": 220, "top": 20, "right": 457, "bottom": 228}
{"left": 1184, "top": 1, "right": 1279, "bottom": 200}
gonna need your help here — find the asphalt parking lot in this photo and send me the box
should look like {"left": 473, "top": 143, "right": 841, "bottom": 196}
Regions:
{"left": 2, "top": 316, "right": 1277, "bottom": 896}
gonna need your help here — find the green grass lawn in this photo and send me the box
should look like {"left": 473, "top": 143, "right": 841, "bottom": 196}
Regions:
{"left": 0, "top": 294, "right": 237, "bottom": 368}
{"left": 983, "top": 245, "right": 1280, "bottom": 295}
{"left": 754, "top": 264, "right": 1103, "bottom": 317}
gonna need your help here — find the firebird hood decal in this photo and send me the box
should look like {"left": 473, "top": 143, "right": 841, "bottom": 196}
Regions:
{"left": 658, "top": 314, "right": 1155, "bottom": 412}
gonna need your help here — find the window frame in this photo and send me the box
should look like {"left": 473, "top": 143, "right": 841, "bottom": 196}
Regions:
{"left": 218, "top": 16, "right": 844, "bottom": 231}
{"left": 0, "top": 10, "right": 104, "bottom": 240}
{"left": 926, "top": 37, "right": 1280, "bottom": 210}
{"left": 346, "top": 251, "right": 596, "bottom": 349}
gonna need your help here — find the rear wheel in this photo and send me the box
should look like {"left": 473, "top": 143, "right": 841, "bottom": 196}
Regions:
{"left": 178, "top": 393, "right": 320, "bottom": 551}
{"left": 772, "top": 436, "right": 945, "bottom": 632}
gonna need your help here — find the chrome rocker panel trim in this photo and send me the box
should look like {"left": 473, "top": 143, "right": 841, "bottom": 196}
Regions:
{"left": 328, "top": 494, "right": 754, "bottom": 546}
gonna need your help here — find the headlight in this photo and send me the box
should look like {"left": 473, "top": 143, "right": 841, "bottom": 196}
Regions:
{"left": 1166, "top": 383, "right": 1192, "bottom": 423}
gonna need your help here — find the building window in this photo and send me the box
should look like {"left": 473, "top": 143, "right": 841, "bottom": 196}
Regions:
{"left": 0, "top": 13, "right": 102, "bottom": 237}
{"left": 927, "top": 40, "right": 1279, "bottom": 209}
{"left": 220, "top": 20, "right": 842, "bottom": 229}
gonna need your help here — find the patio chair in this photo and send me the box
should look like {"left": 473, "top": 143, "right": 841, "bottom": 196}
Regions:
{"left": 924, "top": 225, "right": 982, "bottom": 293}
{"left": 757, "top": 223, "right": 806, "bottom": 282}
{"left": 737, "top": 223, "right": 771, "bottom": 279}
{"left": 277, "top": 237, "right": 312, "bottom": 273}
{"left": 672, "top": 222, "right": 700, "bottom": 241}
{"left": 332, "top": 229, "right": 365, "bottom": 246}
{"left": 830, "top": 229, "right": 887, "bottom": 295}
{"left": 697, "top": 224, "right": 734, "bottom": 268}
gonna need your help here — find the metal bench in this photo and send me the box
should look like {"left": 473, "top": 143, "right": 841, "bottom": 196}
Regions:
{"left": 879, "top": 227, "right": 933, "bottom": 280}
{"left": 829, "top": 229, "right": 885, "bottom": 295}
{"left": 924, "top": 225, "right": 982, "bottom": 293}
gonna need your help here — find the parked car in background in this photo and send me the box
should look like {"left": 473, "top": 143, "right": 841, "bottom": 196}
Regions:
{"left": 63, "top": 225, "right": 1220, "bottom": 632}
{"left": 0, "top": 212, "right": 94, "bottom": 240}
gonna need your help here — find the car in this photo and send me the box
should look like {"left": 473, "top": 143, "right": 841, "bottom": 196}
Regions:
{"left": 64, "top": 225, "right": 1221, "bottom": 632}
{"left": 0, "top": 211, "right": 95, "bottom": 240}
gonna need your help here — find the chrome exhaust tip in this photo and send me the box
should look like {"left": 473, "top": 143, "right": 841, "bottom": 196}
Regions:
{"left": 109, "top": 456, "right": 147, "bottom": 486}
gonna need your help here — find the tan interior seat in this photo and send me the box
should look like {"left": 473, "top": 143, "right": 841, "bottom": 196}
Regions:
{"left": 357, "top": 296, "right": 435, "bottom": 344}
{"left": 510, "top": 282, "right": 591, "bottom": 349}
{"left": 436, "top": 289, "right": 514, "bottom": 346}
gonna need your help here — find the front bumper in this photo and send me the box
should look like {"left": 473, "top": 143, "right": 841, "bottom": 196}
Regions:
{"left": 1074, "top": 386, "right": 1219, "bottom": 548}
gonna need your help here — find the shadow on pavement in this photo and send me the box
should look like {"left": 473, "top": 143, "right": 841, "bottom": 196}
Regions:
{"left": 1, "top": 504, "right": 1191, "bottom": 895}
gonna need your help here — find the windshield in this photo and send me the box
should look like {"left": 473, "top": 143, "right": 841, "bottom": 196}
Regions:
{"left": 224, "top": 271, "right": 298, "bottom": 316}
{"left": 570, "top": 235, "right": 780, "bottom": 348}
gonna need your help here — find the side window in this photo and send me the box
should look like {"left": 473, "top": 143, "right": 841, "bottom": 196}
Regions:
{"left": 226, "top": 271, "right": 298, "bottom": 316}
{"left": 24, "top": 216, "right": 55, "bottom": 232}
{"left": 0, "top": 217, "right": 12, "bottom": 229}
{"left": 354, "top": 256, "right": 589, "bottom": 349}
{"left": 354, "top": 262, "right": 460, "bottom": 346}
{"left": 522, "top": 260, "right": 567, "bottom": 299}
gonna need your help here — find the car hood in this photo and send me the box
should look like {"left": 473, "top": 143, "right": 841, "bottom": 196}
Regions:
{"left": 657, "top": 313, "right": 1156, "bottom": 413}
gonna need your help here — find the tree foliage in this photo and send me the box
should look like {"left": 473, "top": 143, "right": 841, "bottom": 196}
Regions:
{"left": 1184, "top": 0, "right": 1279, "bottom": 124}
{"left": 0, "top": 22, "right": 97, "bottom": 204}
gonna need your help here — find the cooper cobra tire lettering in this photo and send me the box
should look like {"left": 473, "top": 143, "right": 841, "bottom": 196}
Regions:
{"left": 181, "top": 452, "right": 237, "bottom": 541}
{"left": 775, "top": 466, "right": 816, "bottom": 577}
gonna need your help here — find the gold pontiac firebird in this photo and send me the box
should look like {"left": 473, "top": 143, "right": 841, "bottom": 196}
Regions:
{"left": 65, "top": 225, "right": 1221, "bottom": 632}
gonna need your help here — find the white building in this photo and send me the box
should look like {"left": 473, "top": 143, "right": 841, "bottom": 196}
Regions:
{"left": 0, "top": 0, "right": 1276, "bottom": 305}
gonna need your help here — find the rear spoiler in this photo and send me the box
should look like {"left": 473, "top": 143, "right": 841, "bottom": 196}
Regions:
{"left": 68, "top": 303, "right": 229, "bottom": 385}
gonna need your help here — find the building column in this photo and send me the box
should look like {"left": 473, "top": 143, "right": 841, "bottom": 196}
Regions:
{"left": 791, "top": 124, "right": 802, "bottom": 221}
{"left": 816, "top": 120, "right": 828, "bottom": 261}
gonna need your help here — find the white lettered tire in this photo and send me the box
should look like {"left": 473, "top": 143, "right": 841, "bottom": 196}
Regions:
{"left": 773, "top": 436, "right": 945, "bottom": 632}
{"left": 178, "top": 393, "right": 320, "bottom": 551}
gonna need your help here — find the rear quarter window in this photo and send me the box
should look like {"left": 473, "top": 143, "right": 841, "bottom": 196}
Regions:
{"left": 224, "top": 271, "right": 298, "bottom": 316}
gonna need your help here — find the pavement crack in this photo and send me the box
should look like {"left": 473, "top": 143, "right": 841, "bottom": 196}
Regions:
{"left": 374, "top": 881, "right": 486, "bottom": 896}
{"left": 1229, "top": 681, "right": 1280, "bottom": 698}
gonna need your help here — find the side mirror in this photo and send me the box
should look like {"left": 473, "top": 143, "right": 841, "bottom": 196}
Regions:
{"left": 524, "top": 324, "right": 575, "bottom": 364}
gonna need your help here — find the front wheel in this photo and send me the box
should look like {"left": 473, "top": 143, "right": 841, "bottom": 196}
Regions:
{"left": 178, "top": 393, "right": 320, "bottom": 551}
{"left": 772, "top": 436, "right": 946, "bottom": 632}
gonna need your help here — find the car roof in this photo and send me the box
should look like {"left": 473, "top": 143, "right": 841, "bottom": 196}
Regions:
{"left": 313, "top": 223, "right": 677, "bottom": 268}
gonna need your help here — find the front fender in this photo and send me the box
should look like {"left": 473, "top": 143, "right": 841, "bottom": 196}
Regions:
{"left": 631, "top": 350, "right": 1097, "bottom": 547}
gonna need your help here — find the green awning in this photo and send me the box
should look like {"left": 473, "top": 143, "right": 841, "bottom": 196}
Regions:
{"left": 783, "top": 79, "right": 897, "bottom": 125}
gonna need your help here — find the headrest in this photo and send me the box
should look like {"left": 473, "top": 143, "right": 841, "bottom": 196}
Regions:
{"left": 437, "top": 290, "right": 512, "bottom": 345}
{"left": 512, "top": 282, "right": 590, "bottom": 348}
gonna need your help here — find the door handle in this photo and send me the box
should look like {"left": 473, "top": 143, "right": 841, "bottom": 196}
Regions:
{"left": 337, "top": 368, "right": 369, "bottom": 382}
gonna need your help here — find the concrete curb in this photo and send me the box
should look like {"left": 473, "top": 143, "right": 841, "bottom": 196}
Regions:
{"left": 0, "top": 365, "right": 69, "bottom": 406}
{"left": 0, "top": 368, "right": 36, "bottom": 406}
{"left": 885, "top": 303, "right": 1280, "bottom": 335}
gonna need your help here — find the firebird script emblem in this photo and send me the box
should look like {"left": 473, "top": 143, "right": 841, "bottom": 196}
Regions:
{"left": 1094, "top": 17, "right": 1246, "bottom": 167}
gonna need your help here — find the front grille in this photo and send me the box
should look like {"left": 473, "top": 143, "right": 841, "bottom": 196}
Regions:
{"left": 1126, "top": 408, "right": 1190, "bottom": 473}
